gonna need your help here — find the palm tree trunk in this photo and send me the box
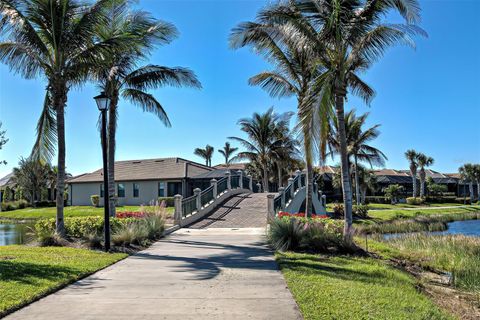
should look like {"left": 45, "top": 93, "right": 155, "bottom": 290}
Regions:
{"left": 107, "top": 99, "right": 117, "bottom": 217}
{"left": 305, "top": 159, "right": 314, "bottom": 216}
{"left": 361, "top": 186, "right": 367, "bottom": 205}
{"left": 54, "top": 87, "right": 66, "bottom": 237}
{"left": 263, "top": 163, "right": 269, "bottom": 193}
{"left": 354, "top": 156, "right": 360, "bottom": 205}
{"left": 412, "top": 170, "right": 417, "bottom": 197}
{"left": 469, "top": 182, "right": 474, "bottom": 204}
{"left": 335, "top": 92, "right": 353, "bottom": 240}
{"left": 277, "top": 164, "right": 282, "bottom": 189}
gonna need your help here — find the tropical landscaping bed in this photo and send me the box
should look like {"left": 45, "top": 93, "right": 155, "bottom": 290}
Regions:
{"left": 0, "top": 205, "right": 174, "bottom": 221}
{"left": 0, "top": 246, "right": 126, "bottom": 317}
{"left": 268, "top": 208, "right": 480, "bottom": 319}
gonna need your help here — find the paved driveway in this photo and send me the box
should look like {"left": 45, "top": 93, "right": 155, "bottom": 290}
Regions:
{"left": 6, "top": 228, "right": 302, "bottom": 320}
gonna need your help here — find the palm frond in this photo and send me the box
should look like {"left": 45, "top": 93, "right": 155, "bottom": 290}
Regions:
{"left": 122, "top": 88, "right": 171, "bottom": 127}
{"left": 124, "top": 65, "right": 201, "bottom": 91}
{"left": 31, "top": 92, "right": 57, "bottom": 163}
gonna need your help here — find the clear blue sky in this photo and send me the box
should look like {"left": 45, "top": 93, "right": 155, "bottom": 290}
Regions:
{"left": 1, "top": 0, "right": 479, "bottom": 178}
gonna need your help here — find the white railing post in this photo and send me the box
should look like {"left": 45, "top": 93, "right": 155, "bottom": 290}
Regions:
{"left": 174, "top": 194, "right": 183, "bottom": 225}
{"left": 267, "top": 194, "right": 275, "bottom": 220}
{"left": 279, "top": 187, "right": 285, "bottom": 209}
{"left": 322, "top": 195, "right": 327, "bottom": 208}
{"left": 295, "top": 170, "right": 301, "bottom": 189}
{"left": 210, "top": 179, "right": 218, "bottom": 198}
{"left": 194, "top": 188, "right": 202, "bottom": 210}
{"left": 238, "top": 170, "right": 243, "bottom": 189}
{"left": 257, "top": 182, "right": 262, "bottom": 193}
{"left": 226, "top": 171, "right": 232, "bottom": 190}
{"left": 288, "top": 177, "right": 294, "bottom": 197}
{"left": 248, "top": 175, "right": 253, "bottom": 191}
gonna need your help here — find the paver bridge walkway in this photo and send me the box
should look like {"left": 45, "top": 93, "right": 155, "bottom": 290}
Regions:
{"left": 188, "top": 192, "right": 268, "bottom": 229}
{"left": 6, "top": 194, "right": 302, "bottom": 320}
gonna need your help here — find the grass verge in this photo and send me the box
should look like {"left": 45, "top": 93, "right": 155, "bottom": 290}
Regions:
{"left": 277, "top": 252, "right": 452, "bottom": 320}
{"left": 0, "top": 205, "right": 174, "bottom": 220}
{"left": 362, "top": 205, "right": 480, "bottom": 222}
{"left": 0, "top": 246, "right": 126, "bottom": 317}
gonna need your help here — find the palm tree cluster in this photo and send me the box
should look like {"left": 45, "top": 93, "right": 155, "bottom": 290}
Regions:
{"left": 193, "top": 142, "right": 239, "bottom": 167}
{"left": 404, "top": 150, "right": 434, "bottom": 197}
{"left": 231, "top": 0, "right": 425, "bottom": 238}
{"left": 0, "top": 0, "right": 201, "bottom": 234}
{"left": 459, "top": 163, "right": 480, "bottom": 203}
{"left": 229, "top": 107, "right": 300, "bottom": 192}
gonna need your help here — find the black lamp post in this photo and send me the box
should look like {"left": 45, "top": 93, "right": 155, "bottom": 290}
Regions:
{"left": 94, "top": 91, "right": 111, "bottom": 252}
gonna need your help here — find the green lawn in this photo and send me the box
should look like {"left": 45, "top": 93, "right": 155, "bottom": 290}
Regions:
{"left": 367, "top": 202, "right": 464, "bottom": 210}
{"left": 0, "top": 246, "right": 126, "bottom": 317}
{"left": 277, "top": 252, "right": 452, "bottom": 320}
{"left": 0, "top": 205, "right": 174, "bottom": 220}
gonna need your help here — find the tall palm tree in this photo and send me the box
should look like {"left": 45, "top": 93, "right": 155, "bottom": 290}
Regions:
{"left": 0, "top": 0, "right": 131, "bottom": 235}
{"left": 417, "top": 153, "right": 434, "bottom": 198}
{"left": 474, "top": 164, "right": 480, "bottom": 201}
{"left": 218, "top": 142, "right": 238, "bottom": 166}
{"left": 258, "top": 0, "right": 425, "bottom": 238}
{"left": 194, "top": 145, "right": 214, "bottom": 167}
{"left": 95, "top": 2, "right": 201, "bottom": 216}
{"left": 230, "top": 19, "right": 329, "bottom": 215}
{"left": 405, "top": 149, "right": 419, "bottom": 197}
{"left": 459, "top": 163, "right": 476, "bottom": 204}
{"left": 328, "top": 110, "right": 387, "bottom": 205}
{"left": 229, "top": 107, "right": 293, "bottom": 192}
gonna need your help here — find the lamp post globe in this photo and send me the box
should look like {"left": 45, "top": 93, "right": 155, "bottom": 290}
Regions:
{"left": 94, "top": 91, "right": 110, "bottom": 111}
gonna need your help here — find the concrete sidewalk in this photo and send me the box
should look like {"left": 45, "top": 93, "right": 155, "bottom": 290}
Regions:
{"left": 6, "top": 228, "right": 302, "bottom": 320}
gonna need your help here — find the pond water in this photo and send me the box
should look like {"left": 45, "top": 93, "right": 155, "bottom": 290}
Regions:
{"left": 384, "top": 219, "right": 480, "bottom": 239}
{"left": 432, "top": 219, "right": 480, "bottom": 237}
{"left": 0, "top": 223, "right": 33, "bottom": 246}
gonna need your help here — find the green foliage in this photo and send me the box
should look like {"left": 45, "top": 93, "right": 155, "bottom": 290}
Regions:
{"left": 332, "top": 202, "right": 344, "bottom": 218}
{"left": 143, "top": 214, "right": 165, "bottom": 239}
{"left": 157, "top": 197, "right": 174, "bottom": 207}
{"left": 90, "top": 195, "right": 100, "bottom": 207}
{"left": 277, "top": 252, "right": 452, "bottom": 320}
{"left": 406, "top": 197, "right": 425, "bottom": 205}
{"left": 0, "top": 200, "right": 29, "bottom": 211}
{"left": 383, "top": 184, "right": 404, "bottom": 203}
{"left": 455, "top": 197, "right": 470, "bottom": 203}
{"left": 364, "top": 196, "right": 389, "bottom": 204}
{"left": 386, "top": 234, "right": 480, "bottom": 292}
{"left": 352, "top": 204, "right": 369, "bottom": 218}
{"left": 112, "top": 222, "right": 149, "bottom": 247}
{"left": 427, "top": 183, "right": 447, "bottom": 196}
{"left": 268, "top": 217, "right": 354, "bottom": 253}
{"left": 0, "top": 246, "right": 125, "bottom": 316}
{"left": 2, "top": 186, "right": 12, "bottom": 202}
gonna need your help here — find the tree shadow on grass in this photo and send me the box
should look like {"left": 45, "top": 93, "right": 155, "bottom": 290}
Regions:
{"left": 0, "top": 259, "right": 81, "bottom": 285}
{"left": 277, "top": 254, "right": 410, "bottom": 287}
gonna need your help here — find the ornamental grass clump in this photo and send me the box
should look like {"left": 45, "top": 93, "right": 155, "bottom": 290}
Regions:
{"left": 268, "top": 217, "right": 357, "bottom": 253}
{"left": 386, "top": 234, "right": 480, "bottom": 292}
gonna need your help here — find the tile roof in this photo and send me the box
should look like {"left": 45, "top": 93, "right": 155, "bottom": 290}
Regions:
{"left": 67, "top": 157, "right": 212, "bottom": 183}
{"left": 0, "top": 172, "right": 15, "bottom": 188}
{"left": 213, "top": 163, "right": 247, "bottom": 170}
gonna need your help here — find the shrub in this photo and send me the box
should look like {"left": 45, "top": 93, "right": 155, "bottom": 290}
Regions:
{"left": 34, "top": 200, "right": 56, "bottom": 207}
{"left": 268, "top": 217, "right": 305, "bottom": 251}
{"left": 0, "top": 199, "right": 29, "bottom": 211}
{"left": 143, "top": 214, "right": 165, "bottom": 240}
{"left": 353, "top": 204, "right": 369, "bottom": 218}
{"left": 278, "top": 212, "right": 329, "bottom": 219}
{"left": 112, "top": 222, "right": 149, "bottom": 246}
{"left": 332, "top": 202, "right": 344, "bottom": 218}
{"left": 406, "top": 197, "right": 425, "bottom": 205}
{"left": 268, "top": 217, "right": 356, "bottom": 253}
{"left": 157, "top": 197, "right": 174, "bottom": 207}
{"left": 455, "top": 197, "right": 470, "bottom": 204}
{"left": 364, "top": 196, "right": 389, "bottom": 204}
{"left": 90, "top": 195, "right": 100, "bottom": 207}
{"left": 117, "top": 211, "right": 145, "bottom": 219}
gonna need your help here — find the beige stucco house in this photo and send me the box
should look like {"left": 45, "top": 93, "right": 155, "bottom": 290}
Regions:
{"left": 67, "top": 157, "right": 218, "bottom": 206}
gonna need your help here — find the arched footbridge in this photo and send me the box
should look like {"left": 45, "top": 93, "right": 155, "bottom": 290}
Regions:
{"left": 172, "top": 171, "right": 327, "bottom": 230}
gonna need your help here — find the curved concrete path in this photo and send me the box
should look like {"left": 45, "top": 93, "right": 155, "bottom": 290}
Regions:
{"left": 6, "top": 198, "right": 302, "bottom": 320}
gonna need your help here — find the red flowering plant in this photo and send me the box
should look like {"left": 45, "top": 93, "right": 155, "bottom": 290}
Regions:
{"left": 116, "top": 211, "right": 145, "bottom": 219}
{"left": 277, "top": 211, "right": 329, "bottom": 219}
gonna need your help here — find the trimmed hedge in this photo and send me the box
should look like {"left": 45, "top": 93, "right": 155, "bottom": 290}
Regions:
{"left": 1, "top": 200, "right": 29, "bottom": 211}
{"left": 158, "top": 197, "right": 174, "bottom": 207}
{"left": 406, "top": 197, "right": 425, "bottom": 205}
{"left": 364, "top": 196, "right": 389, "bottom": 204}
{"left": 34, "top": 216, "right": 134, "bottom": 239}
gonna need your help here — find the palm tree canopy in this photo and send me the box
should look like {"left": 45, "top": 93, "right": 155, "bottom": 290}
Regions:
{"left": 0, "top": 0, "right": 136, "bottom": 162}
{"left": 218, "top": 142, "right": 239, "bottom": 165}
{"left": 328, "top": 109, "right": 387, "bottom": 167}
{"left": 194, "top": 145, "right": 214, "bottom": 166}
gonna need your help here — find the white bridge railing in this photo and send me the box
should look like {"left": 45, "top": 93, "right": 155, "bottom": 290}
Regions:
{"left": 267, "top": 170, "right": 326, "bottom": 218}
{"left": 173, "top": 171, "right": 260, "bottom": 227}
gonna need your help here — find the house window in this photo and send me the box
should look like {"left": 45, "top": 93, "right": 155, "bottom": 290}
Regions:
{"left": 133, "top": 183, "right": 139, "bottom": 198}
{"left": 158, "top": 182, "right": 166, "bottom": 197}
{"left": 100, "top": 184, "right": 104, "bottom": 198}
{"left": 117, "top": 183, "right": 125, "bottom": 198}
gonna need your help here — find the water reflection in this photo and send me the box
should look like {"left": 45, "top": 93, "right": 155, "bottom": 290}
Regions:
{"left": 0, "top": 223, "right": 32, "bottom": 246}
